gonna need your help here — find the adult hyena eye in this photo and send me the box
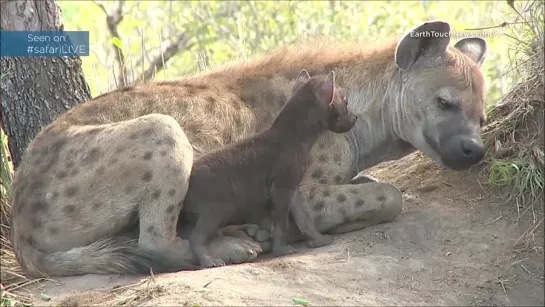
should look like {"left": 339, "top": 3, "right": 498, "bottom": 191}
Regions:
{"left": 437, "top": 97, "right": 455, "bottom": 110}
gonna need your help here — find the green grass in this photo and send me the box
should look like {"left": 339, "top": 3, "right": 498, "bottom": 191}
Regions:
{"left": 0, "top": 128, "right": 13, "bottom": 198}
{"left": 488, "top": 159, "right": 544, "bottom": 212}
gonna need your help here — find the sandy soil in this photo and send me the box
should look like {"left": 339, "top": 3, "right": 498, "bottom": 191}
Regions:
{"left": 26, "top": 153, "right": 544, "bottom": 306}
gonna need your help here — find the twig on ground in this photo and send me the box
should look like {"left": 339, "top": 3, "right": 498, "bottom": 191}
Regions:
{"left": 510, "top": 257, "right": 529, "bottom": 266}
{"left": 336, "top": 247, "right": 352, "bottom": 262}
{"left": 520, "top": 264, "right": 532, "bottom": 274}
{"left": 514, "top": 217, "right": 544, "bottom": 248}
{"left": 484, "top": 215, "right": 503, "bottom": 226}
{"left": 496, "top": 279, "right": 509, "bottom": 293}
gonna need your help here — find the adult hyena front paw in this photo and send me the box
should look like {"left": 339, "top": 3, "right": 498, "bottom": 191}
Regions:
{"left": 350, "top": 173, "right": 380, "bottom": 184}
{"left": 207, "top": 235, "right": 263, "bottom": 265}
{"left": 199, "top": 255, "right": 226, "bottom": 268}
{"left": 308, "top": 234, "right": 333, "bottom": 248}
{"left": 218, "top": 224, "right": 271, "bottom": 253}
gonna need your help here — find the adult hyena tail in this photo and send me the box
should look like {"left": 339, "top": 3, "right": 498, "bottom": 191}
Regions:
{"left": 15, "top": 236, "right": 198, "bottom": 278}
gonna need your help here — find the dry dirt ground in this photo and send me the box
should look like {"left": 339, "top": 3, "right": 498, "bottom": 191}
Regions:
{"left": 25, "top": 153, "right": 544, "bottom": 306}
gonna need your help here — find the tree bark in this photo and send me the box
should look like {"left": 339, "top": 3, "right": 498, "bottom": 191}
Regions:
{"left": 0, "top": 0, "right": 91, "bottom": 168}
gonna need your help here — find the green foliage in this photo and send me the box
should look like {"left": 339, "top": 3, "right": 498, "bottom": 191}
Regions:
{"left": 1, "top": 282, "right": 32, "bottom": 307}
{"left": 110, "top": 37, "right": 124, "bottom": 55}
{"left": 482, "top": 0, "right": 544, "bottom": 222}
{"left": 488, "top": 159, "right": 544, "bottom": 211}
{"left": 0, "top": 128, "right": 12, "bottom": 198}
{"left": 57, "top": 0, "right": 513, "bottom": 104}
{"left": 0, "top": 297, "right": 31, "bottom": 307}
{"left": 292, "top": 297, "right": 311, "bottom": 306}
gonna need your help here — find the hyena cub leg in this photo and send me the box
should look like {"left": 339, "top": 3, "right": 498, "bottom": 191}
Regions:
{"left": 269, "top": 183, "right": 298, "bottom": 256}
{"left": 289, "top": 189, "right": 333, "bottom": 248}
{"left": 128, "top": 114, "right": 194, "bottom": 260}
{"left": 189, "top": 211, "right": 229, "bottom": 268}
{"left": 177, "top": 216, "right": 262, "bottom": 265}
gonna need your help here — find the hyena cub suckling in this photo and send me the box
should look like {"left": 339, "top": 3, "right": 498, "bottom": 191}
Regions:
{"left": 182, "top": 70, "right": 357, "bottom": 268}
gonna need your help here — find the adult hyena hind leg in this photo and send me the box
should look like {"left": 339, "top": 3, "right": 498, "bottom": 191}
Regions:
{"left": 117, "top": 114, "right": 197, "bottom": 267}
{"left": 301, "top": 182, "right": 403, "bottom": 235}
{"left": 119, "top": 114, "right": 260, "bottom": 269}
{"left": 130, "top": 114, "right": 258, "bottom": 269}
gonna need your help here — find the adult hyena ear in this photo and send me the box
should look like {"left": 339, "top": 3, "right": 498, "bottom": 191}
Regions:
{"left": 292, "top": 69, "right": 312, "bottom": 93}
{"left": 395, "top": 20, "right": 451, "bottom": 70}
{"left": 319, "top": 71, "right": 335, "bottom": 107}
{"left": 454, "top": 37, "right": 487, "bottom": 66}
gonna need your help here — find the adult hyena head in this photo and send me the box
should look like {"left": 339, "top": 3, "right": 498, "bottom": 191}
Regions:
{"left": 394, "top": 21, "right": 487, "bottom": 170}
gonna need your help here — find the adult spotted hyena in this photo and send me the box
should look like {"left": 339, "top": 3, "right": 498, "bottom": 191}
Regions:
{"left": 11, "top": 21, "right": 488, "bottom": 277}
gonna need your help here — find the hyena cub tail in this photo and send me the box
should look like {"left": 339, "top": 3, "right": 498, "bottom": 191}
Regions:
{"left": 17, "top": 236, "right": 198, "bottom": 278}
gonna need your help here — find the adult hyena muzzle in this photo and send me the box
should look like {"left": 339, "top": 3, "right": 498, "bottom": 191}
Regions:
{"left": 425, "top": 117, "right": 485, "bottom": 170}
{"left": 439, "top": 134, "right": 485, "bottom": 170}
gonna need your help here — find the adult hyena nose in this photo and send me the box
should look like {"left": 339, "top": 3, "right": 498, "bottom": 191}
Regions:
{"left": 441, "top": 135, "right": 485, "bottom": 170}
{"left": 460, "top": 137, "right": 485, "bottom": 161}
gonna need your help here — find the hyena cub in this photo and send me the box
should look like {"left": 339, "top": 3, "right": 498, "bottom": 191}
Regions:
{"left": 183, "top": 70, "right": 358, "bottom": 268}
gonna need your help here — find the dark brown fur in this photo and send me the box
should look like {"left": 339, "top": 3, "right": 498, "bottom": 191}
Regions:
{"left": 183, "top": 71, "right": 356, "bottom": 267}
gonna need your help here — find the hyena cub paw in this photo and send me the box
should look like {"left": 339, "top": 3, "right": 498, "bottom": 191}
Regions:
{"left": 308, "top": 234, "right": 333, "bottom": 248}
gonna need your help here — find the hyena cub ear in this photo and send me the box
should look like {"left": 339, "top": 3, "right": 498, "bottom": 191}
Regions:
{"left": 292, "top": 69, "right": 312, "bottom": 93}
{"left": 318, "top": 71, "right": 335, "bottom": 107}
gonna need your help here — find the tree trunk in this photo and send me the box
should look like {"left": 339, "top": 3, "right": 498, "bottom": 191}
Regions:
{"left": 0, "top": 0, "right": 91, "bottom": 168}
